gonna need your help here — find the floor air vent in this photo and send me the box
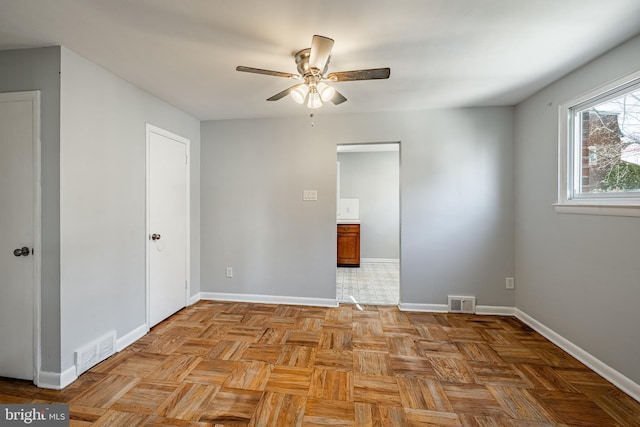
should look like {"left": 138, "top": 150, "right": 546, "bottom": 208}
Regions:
{"left": 74, "top": 331, "right": 116, "bottom": 376}
{"left": 448, "top": 296, "right": 476, "bottom": 314}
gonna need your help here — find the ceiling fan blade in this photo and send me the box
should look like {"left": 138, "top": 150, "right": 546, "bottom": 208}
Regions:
{"left": 309, "top": 35, "right": 334, "bottom": 72}
{"left": 267, "top": 84, "right": 304, "bottom": 101}
{"left": 330, "top": 89, "right": 347, "bottom": 105}
{"left": 326, "top": 68, "right": 391, "bottom": 82}
{"left": 236, "top": 66, "right": 300, "bottom": 80}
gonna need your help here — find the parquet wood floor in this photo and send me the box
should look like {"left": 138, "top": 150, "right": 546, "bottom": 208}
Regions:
{"left": 2, "top": 301, "right": 640, "bottom": 426}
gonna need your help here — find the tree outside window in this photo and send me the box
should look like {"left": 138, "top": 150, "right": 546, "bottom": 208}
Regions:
{"left": 575, "top": 87, "right": 640, "bottom": 195}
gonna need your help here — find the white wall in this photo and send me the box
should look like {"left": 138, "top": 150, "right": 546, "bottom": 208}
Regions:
{"left": 59, "top": 47, "right": 200, "bottom": 372}
{"left": 201, "top": 107, "right": 515, "bottom": 307}
{"left": 515, "top": 34, "right": 640, "bottom": 384}
{"left": 0, "top": 47, "right": 62, "bottom": 372}
{"left": 338, "top": 151, "right": 399, "bottom": 259}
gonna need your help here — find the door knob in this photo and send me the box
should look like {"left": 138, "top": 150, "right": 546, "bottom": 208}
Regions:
{"left": 13, "top": 247, "right": 30, "bottom": 257}
{"left": 151, "top": 233, "right": 161, "bottom": 241}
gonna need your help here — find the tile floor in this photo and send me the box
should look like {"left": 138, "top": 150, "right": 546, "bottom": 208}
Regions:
{"left": 336, "top": 260, "right": 399, "bottom": 305}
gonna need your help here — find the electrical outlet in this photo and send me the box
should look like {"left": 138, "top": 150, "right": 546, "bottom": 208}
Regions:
{"left": 226, "top": 267, "right": 233, "bottom": 278}
{"left": 506, "top": 277, "right": 515, "bottom": 289}
{"left": 303, "top": 190, "right": 318, "bottom": 201}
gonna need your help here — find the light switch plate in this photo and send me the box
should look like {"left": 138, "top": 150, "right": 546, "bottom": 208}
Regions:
{"left": 303, "top": 190, "right": 318, "bottom": 201}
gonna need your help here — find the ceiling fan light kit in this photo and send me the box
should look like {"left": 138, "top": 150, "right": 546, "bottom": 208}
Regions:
{"left": 307, "top": 88, "right": 323, "bottom": 109}
{"left": 236, "top": 35, "right": 390, "bottom": 109}
{"left": 290, "top": 84, "right": 309, "bottom": 104}
{"left": 317, "top": 82, "right": 335, "bottom": 102}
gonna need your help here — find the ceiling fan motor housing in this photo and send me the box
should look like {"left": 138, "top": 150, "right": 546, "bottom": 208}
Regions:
{"left": 295, "top": 48, "right": 329, "bottom": 77}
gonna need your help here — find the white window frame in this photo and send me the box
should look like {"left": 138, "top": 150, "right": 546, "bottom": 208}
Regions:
{"left": 555, "top": 69, "right": 640, "bottom": 217}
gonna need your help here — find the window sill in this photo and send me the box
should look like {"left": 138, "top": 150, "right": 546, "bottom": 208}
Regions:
{"left": 553, "top": 203, "right": 640, "bottom": 218}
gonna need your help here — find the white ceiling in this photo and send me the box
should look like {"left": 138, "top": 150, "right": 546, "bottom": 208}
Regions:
{"left": 1, "top": 0, "right": 640, "bottom": 121}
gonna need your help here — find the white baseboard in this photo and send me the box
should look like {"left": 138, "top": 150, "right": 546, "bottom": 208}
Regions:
{"left": 36, "top": 324, "right": 149, "bottom": 390}
{"left": 38, "top": 325, "right": 148, "bottom": 390}
{"left": 199, "top": 292, "right": 338, "bottom": 308}
{"left": 399, "top": 303, "right": 448, "bottom": 312}
{"left": 516, "top": 309, "right": 640, "bottom": 403}
{"left": 188, "top": 293, "right": 200, "bottom": 306}
{"left": 398, "top": 303, "right": 515, "bottom": 316}
{"left": 476, "top": 305, "right": 516, "bottom": 316}
{"left": 59, "top": 366, "right": 77, "bottom": 389}
{"left": 116, "top": 324, "right": 148, "bottom": 352}
{"left": 361, "top": 258, "right": 400, "bottom": 263}
{"left": 37, "top": 366, "right": 77, "bottom": 390}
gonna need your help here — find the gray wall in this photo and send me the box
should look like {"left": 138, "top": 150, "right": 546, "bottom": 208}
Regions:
{"left": 0, "top": 47, "right": 61, "bottom": 372}
{"left": 515, "top": 34, "right": 640, "bottom": 384}
{"left": 59, "top": 47, "right": 200, "bottom": 372}
{"left": 201, "top": 107, "right": 515, "bottom": 307}
{"left": 338, "top": 151, "right": 399, "bottom": 259}
{"left": 201, "top": 118, "right": 337, "bottom": 299}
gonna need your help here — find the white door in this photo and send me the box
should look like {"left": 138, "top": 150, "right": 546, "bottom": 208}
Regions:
{"left": 146, "top": 124, "right": 189, "bottom": 327}
{"left": 0, "top": 91, "right": 40, "bottom": 381}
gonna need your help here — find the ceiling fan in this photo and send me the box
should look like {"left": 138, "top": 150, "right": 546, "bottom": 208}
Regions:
{"left": 236, "top": 35, "right": 390, "bottom": 109}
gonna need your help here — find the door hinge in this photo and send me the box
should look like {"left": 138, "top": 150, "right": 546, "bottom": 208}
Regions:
{"left": 185, "top": 280, "right": 188, "bottom": 289}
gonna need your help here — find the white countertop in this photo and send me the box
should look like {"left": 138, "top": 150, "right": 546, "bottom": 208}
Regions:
{"left": 337, "top": 219, "right": 360, "bottom": 224}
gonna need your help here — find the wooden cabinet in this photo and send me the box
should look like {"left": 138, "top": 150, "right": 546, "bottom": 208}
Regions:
{"left": 337, "top": 224, "right": 360, "bottom": 267}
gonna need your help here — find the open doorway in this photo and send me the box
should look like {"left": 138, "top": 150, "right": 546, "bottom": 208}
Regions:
{"left": 336, "top": 142, "right": 400, "bottom": 305}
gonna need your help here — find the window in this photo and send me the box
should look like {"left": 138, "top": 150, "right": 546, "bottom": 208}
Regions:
{"left": 556, "top": 70, "right": 640, "bottom": 217}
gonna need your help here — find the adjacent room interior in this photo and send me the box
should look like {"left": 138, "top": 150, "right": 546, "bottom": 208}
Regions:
{"left": 336, "top": 143, "right": 400, "bottom": 306}
{"left": 1, "top": 1, "right": 640, "bottom": 425}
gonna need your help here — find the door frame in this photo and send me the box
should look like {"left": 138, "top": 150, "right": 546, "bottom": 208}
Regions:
{"left": 0, "top": 90, "right": 42, "bottom": 383}
{"left": 335, "top": 141, "right": 401, "bottom": 305}
{"left": 145, "top": 123, "right": 190, "bottom": 328}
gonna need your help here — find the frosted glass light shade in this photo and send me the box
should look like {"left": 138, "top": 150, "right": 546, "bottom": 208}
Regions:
{"left": 290, "top": 84, "right": 309, "bottom": 104}
{"left": 317, "top": 82, "right": 335, "bottom": 102}
{"left": 307, "top": 90, "right": 323, "bottom": 109}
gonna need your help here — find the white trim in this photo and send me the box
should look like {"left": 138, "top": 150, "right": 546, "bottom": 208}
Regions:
{"left": 557, "top": 69, "right": 640, "bottom": 216}
{"left": 31, "top": 91, "right": 42, "bottom": 387}
{"left": 200, "top": 292, "right": 338, "bottom": 308}
{"left": 399, "top": 303, "right": 448, "bottom": 313}
{"left": 360, "top": 258, "right": 400, "bottom": 263}
{"left": 145, "top": 126, "right": 151, "bottom": 328}
{"left": 37, "top": 367, "right": 77, "bottom": 390}
{"left": 145, "top": 124, "right": 191, "bottom": 327}
{"left": 398, "top": 303, "right": 515, "bottom": 316}
{"left": 59, "top": 366, "right": 78, "bottom": 389}
{"left": 38, "top": 322, "right": 150, "bottom": 390}
{"left": 116, "top": 324, "right": 149, "bottom": 352}
{"left": 476, "top": 305, "right": 516, "bottom": 316}
{"left": 553, "top": 203, "right": 640, "bottom": 217}
{"left": 561, "top": 69, "right": 640, "bottom": 120}
{"left": 337, "top": 143, "right": 400, "bottom": 153}
{"left": 516, "top": 309, "right": 640, "bottom": 402}
{"left": 188, "top": 293, "right": 200, "bottom": 306}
